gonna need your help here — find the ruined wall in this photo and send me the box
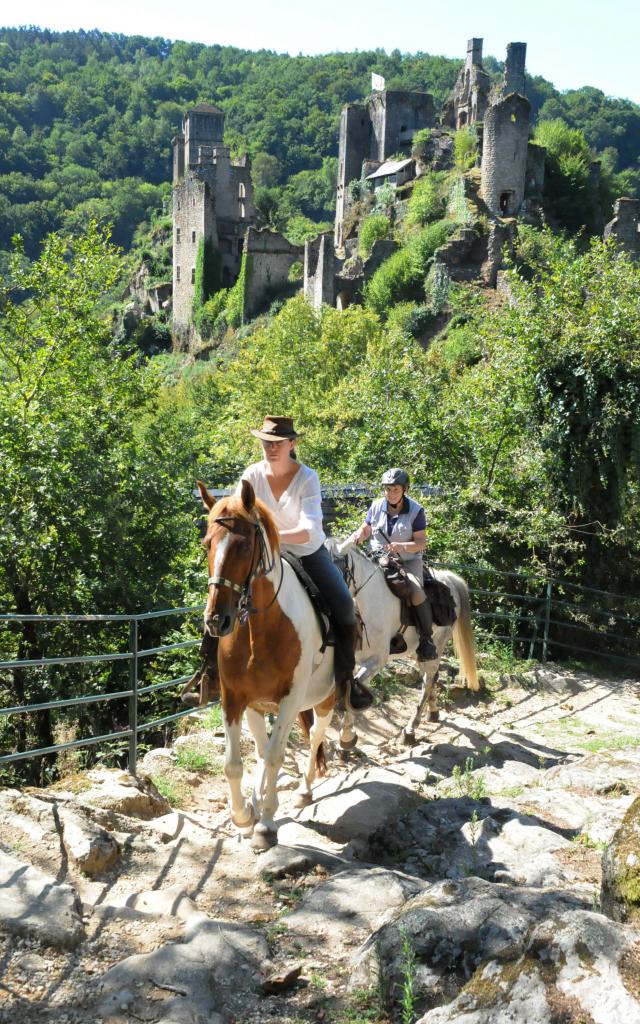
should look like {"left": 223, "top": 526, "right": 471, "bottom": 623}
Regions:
{"left": 243, "top": 228, "right": 303, "bottom": 318}
{"left": 604, "top": 198, "right": 640, "bottom": 258}
{"left": 335, "top": 104, "right": 370, "bottom": 248}
{"left": 304, "top": 233, "right": 335, "bottom": 309}
{"left": 444, "top": 37, "right": 491, "bottom": 129}
{"left": 368, "top": 91, "right": 436, "bottom": 162}
{"left": 172, "top": 170, "right": 218, "bottom": 332}
{"left": 480, "top": 94, "right": 531, "bottom": 218}
{"left": 503, "top": 42, "right": 527, "bottom": 97}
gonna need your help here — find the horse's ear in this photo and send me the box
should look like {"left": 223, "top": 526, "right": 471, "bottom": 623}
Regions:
{"left": 240, "top": 479, "right": 255, "bottom": 513}
{"left": 196, "top": 480, "right": 215, "bottom": 511}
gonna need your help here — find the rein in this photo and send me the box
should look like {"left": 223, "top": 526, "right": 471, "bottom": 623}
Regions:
{"left": 207, "top": 514, "right": 285, "bottom": 621}
{"left": 342, "top": 549, "right": 381, "bottom": 599}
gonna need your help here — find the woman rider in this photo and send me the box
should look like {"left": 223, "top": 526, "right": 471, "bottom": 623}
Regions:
{"left": 183, "top": 416, "right": 373, "bottom": 712}
{"left": 352, "top": 468, "right": 437, "bottom": 662}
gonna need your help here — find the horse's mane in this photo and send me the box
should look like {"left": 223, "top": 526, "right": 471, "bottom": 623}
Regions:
{"left": 205, "top": 494, "right": 280, "bottom": 554}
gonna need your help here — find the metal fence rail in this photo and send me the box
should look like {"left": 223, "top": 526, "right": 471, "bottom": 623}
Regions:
{"left": 1, "top": 563, "right": 638, "bottom": 774}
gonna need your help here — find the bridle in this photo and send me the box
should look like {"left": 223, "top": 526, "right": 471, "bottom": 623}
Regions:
{"left": 207, "top": 513, "right": 284, "bottom": 622}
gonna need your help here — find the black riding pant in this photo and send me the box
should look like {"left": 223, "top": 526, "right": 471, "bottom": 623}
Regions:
{"left": 298, "top": 544, "right": 356, "bottom": 627}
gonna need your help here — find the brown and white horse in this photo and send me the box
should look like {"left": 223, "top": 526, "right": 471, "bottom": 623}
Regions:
{"left": 197, "top": 479, "right": 341, "bottom": 850}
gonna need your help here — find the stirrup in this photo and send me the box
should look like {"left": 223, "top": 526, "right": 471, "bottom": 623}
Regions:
{"left": 337, "top": 677, "right": 374, "bottom": 713}
{"left": 389, "top": 632, "right": 408, "bottom": 654}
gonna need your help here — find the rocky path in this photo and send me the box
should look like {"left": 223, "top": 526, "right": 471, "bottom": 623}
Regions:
{"left": 0, "top": 658, "right": 639, "bottom": 1024}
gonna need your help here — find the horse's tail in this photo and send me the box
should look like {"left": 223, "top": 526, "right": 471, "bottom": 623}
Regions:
{"left": 452, "top": 578, "right": 479, "bottom": 691}
{"left": 297, "top": 709, "right": 327, "bottom": 776}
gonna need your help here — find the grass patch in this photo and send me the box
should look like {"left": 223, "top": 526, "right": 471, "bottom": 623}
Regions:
{"left": 151, "top": 775, "right": 190, "bottom": 807}
{"left": 194, "top": 703, "right": 223, "bottom": 731}
{"left": 493, "top": 785, "right": 525, "bottom": 798}
{"left": 175, "top": 746, "right": 222, "bottom": 773}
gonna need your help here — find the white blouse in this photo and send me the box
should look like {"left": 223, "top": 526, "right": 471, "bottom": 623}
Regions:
{"left": 239, "top": 461, "right": 326, "bottom": 557}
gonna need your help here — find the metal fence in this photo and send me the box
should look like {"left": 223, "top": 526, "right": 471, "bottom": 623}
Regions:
{"left": 1, "top": 564, "right": 638, "bottom": 775}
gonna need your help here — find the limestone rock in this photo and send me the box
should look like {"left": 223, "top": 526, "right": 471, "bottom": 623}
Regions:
{"left": 296, "top": 765, "right": 418, "bottom": 845}
{"left": 350, "top": 877, "right": 640, "bottom": 1023}
{"left": 602, "top": 794, "right": 640, "bottom": 924}
{"left": 259, "top": 819, "right": 351, "bottom": 879}
{"left": 94, "top": 917, "right": 268, "bottom": 1023}
{"left": 59, "top": 806, "right": 120, "bottom": 877}
{"left": 78, "top": 768, "right": 171, "bottom": 819}
{"left": 285, "top": 867, "right": 426, "bottom": 944}
{"left": 0, "top": 849, "right": 84, "bottom": 948}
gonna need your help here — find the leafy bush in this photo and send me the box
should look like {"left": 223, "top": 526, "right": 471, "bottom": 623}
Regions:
{"left": 363, "top": 248, "right": 421, "bottom": 316}
{"left": 407, "top": 220, "right": 454, "bottom": 276}
{"left": 411, "top": 127, "right": 432, "bottom": 157}
{"left": 359, "top": 214, "right": 391, "bottom": 258}
{"left": 386, "top": 301, "right": 436, "bottom": 341}
{"left": 447, "top": 176, "right": 472, "bottom": 224}
{"left": 288, "top": 260, "right": 303, "bottom": 282}
{"left": 454, "top": 126, "right": 479, "bottom": 170}
{"left": 405, "top": 173, "right": 446, "bottom": 228}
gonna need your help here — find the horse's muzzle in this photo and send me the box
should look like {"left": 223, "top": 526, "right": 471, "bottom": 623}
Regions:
{"left": 205, "top": 611, "right": 235, "bottom": 637}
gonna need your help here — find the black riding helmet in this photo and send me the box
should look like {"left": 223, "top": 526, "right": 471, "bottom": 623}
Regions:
{"left": 381, "top": 468, "right": 409, "bottom": 488}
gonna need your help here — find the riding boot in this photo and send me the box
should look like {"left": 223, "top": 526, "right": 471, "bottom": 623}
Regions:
{"left": 181, "top": 634, "right": 220, "bottom": 708}
{"left": 333, "top": 622, "right": 374, "bottom": 712}
{"left": 412, "top": 600, "right": 438, "bottom": 662}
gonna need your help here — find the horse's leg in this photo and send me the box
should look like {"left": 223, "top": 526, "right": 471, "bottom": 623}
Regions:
{"left": 245, "top": 707, "right": 269, "bottom": 819}
{"left": 252, "top": 698, "right": 299, "bottom": 851}
{"left": 339, "top": 705, "right": 358, "bottom": 750}
{"left": 223, "top": 711, "right": 254, "bottom": 830}
{"left": 403, "top": 663, "right": 439, "bottom": 744}
{"left": 294, "top": 698, "right": 334, "bottom": 809}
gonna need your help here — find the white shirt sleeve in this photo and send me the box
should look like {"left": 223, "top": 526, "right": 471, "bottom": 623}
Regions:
{"left": 297, "top": 469, "right": 324, "bottom": 549}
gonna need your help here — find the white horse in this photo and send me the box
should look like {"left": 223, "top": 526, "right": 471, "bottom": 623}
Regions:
{"left": 328, "top": 540, "right": 479, "bottom": 744}
{"left": 198, "top": 480, "right": 356, "bottom": 849}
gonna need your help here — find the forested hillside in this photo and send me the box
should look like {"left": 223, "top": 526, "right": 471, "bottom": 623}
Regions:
{"left": 1, "top": 26, "right": 640, "bottom": 257}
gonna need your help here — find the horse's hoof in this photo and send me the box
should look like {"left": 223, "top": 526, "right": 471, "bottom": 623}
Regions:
{"left": 339, "top": 733, "right": 358, "bottom": 751}
{"left": 232, "top": 805, "right": 256, "bottom": 831}
{"left": 402, "top": 729, "right": 416, "bottom": 746}
{"left": 427, "top": 710, "right": 440, "bottom": 723}
{"left": 292, "top": 790, "right": 313, "bottom": 809}
{"left": 251, "top": 824, "right": 278, "bottom": 851}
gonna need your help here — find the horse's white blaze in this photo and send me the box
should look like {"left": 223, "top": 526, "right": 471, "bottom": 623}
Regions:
{"left": 212, "top": 530, "right": 230, "bottom": 580}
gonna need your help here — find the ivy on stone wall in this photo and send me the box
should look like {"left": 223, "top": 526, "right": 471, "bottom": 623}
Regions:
{"left": 192, "top": 237, "right": 222, "bottom": 333}
{"left": 225, "top": 253, "right": 252, "bottom": 328}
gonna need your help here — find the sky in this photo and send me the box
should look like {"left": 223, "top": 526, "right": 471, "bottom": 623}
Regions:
{"left": 4, "top": 0, "right": 640, "bottom": 105}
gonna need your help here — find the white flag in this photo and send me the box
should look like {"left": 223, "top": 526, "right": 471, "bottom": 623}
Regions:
{"left": 371, "top": 73, "right": 386, "bottom": 92}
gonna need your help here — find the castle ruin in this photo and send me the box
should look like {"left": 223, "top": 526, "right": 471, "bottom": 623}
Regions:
{"left": 172, "top": 104, "right": 255, "bottom": 336}
{"left": 305, "top": 38, "right": 536, "bottom": 308}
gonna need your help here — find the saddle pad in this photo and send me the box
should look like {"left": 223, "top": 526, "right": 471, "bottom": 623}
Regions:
{"left": 281, "top": 552, "right": 334, "bottom": 650}
{"left": 424, "top": 570, "right": 457, "bottom": 627}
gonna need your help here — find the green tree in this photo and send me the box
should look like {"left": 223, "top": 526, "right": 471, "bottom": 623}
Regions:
{"left": 0, "top": 224, "right": 193, "bottom": 776}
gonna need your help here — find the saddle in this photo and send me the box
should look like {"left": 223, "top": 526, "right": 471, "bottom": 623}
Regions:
{"left": 424, "top": 567, "right": 457, "bottom": 627}
{"left": 281, "top": 552, "right": 334, "bottom": 651}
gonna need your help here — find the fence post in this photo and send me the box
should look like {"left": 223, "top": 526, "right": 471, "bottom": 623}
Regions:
{"left": 128, "top": 618, "right": 138, "bottom": 775}
{"left": 542, "top": 581, "right": 553, "bottom": 664}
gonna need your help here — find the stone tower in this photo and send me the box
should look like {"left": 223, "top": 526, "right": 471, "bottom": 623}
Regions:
{"left": 171, "top": 104, "right": 255, "bottom": 335}
{"left": 480, "top": 93, "right": 531, "bottom": 217}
